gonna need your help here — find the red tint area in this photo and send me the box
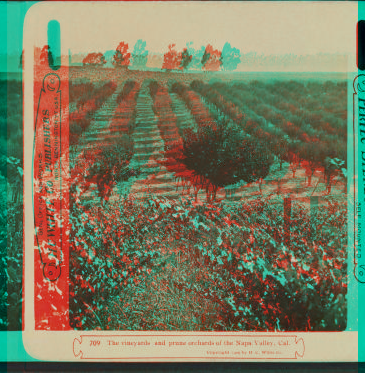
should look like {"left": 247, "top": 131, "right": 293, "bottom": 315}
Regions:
{"left": 33, "top": 62, "right": 70, "bottom": 330}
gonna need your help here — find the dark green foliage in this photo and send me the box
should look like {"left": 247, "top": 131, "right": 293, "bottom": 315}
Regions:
{"left": 87, "top": 145, "right": 134, "bottom": 203}
{"left": 72, "top": 134, "right": 137, "bottom": 204}
{"left": 201, "top": 49, "right": 210, "bottom": 69}
{"left": 180, "top": 48, "right": 193, "bottom": 70}
{"left": 181, "top": 121, "right": 273, "bottom": 198}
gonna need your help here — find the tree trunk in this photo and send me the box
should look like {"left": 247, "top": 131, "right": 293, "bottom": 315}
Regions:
{"left": 291, "top": 164, "right": 296, "bottom": 178}
{"left": 206, "top": 186, "right": 210, "bottom": 202}
{"left": 307, "top": 174, "right": 312, "bottom": 186}
{"left": 327, "top": 181, "right": 332, "bottom": 195}
{"left": 277, "top": 179, "right": 281, "bottom": 195}
{"left": 212, "top": 186, "right": 218, "bottom": 201}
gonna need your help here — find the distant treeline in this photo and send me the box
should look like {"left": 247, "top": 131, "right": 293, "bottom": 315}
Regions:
{"left": 31, "top": 41, "right": 241, "bottom": 72}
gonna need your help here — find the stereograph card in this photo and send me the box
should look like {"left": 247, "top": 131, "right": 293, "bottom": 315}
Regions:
{"left": 6, "top": 0, "right": 363, "bottom": 362}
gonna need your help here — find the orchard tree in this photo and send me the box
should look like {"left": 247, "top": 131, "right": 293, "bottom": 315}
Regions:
{"left": 130, "top": 39, "right": 148, "bottom": 69}
{"left": 84, "top": 135, "right": 136, "bottom": 204}
{"left": 220, "top": 42, "right": 241, "bottom": 71}
{"left": 300, "top": 141, "right": 325, "bottom": 186}
{"left": 162, "top": 44, "right": 181, "bottom": 71}
{"left": 187, "top": 43, "right": 205, "bottom": 70}
{"left": 201, "top": 44, "right": 221, "bottom": 71}
{"left": 253, "top": 142, "right": 274, "bottom": 193}
{"left": 281, "top": 139, "right": 302, "bottom": 178}
{"left": 273, "top": 135, "right": 289, "bottom": 170}
{"left": 113, "top": 42, "right": 130, "bottom": 68}
{"left": 180, "top": 48, "right": 193, "bottom": 70}
{"left": 323, "top": 158, "right": 345, "bottom": 194}
{"left": 82, "top": 52, "right": 106, "bottom": 66}
{"left": 181, "top": 121, "right": 273, "bottom": 201}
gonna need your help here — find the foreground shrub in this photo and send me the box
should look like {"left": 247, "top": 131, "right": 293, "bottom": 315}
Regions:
{"left": 181, "top": 121, "right": 273, "bottom": 200}
{"left": 71, "top": 135, "right": 136, "bottom": 204}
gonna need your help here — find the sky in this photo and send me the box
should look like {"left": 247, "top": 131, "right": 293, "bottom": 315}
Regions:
{"left": 19, "top": 1, "right": 358, "bottom": 72}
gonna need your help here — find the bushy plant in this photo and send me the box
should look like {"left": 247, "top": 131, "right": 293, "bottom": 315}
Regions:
{"left": 181, "top": 121, "right": 273, "bottom": 200}
{"left": 71, "top": 136, "right": 136, "bottom": 205}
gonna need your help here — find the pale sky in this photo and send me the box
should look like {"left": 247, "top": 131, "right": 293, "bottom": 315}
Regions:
{"left": 24, "top": 1, "right": 357, "bottom": 71}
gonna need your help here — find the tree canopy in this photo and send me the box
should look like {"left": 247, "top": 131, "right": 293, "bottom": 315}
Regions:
{"left": 220, "top": 42, "right": 241, "bottom": 71}
{"left": 130, "top": 39, "right": 148, "bottom": 69}
{"left": 113, "top": 42, "right": 131, "bottom": 67}
{"left": 181, "top": 120, "right": 273, "bottom": 199}
{"left": 82, "top": 53, "right": 106, "bottom": 66}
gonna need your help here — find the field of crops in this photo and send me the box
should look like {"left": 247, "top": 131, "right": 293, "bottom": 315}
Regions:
{"left": 68, "top": 70, "right": 347, "bottom": 332}
{"left": 0, "top": 67, "right": 348, "bottom": 331}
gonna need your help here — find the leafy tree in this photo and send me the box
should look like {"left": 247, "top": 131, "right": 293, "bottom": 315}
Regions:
{"left": 82, "top": 136, "right": 136, "bottom": 204}
{"left": 300, "top": 141, "right": 325, "bottom": 186}
{"left": 186, "top": 43, "right": 205, "bottom": 70}
{"left": 180, "top": 48, "right": 193, "bottom": 70}
{"left": 201, "top": 44, "right": 221, "bottom": 71}
{"left": 181, "top": 121, "right": 273, "bottom": 200}
{"left": 220, "top": 42, "right": 241, "bottom": 71}
{"left": 162, "top": 44, "right": 181, "bottom": 71}
{"left": 254, "top": 142, "right": 274, "bottom": 193}
{"left": 284, "top": 142, "right": 301, "bottom": 178}
{"left": 82, "top": 53, "right": 106, "bottom": 66}
{"left": 113, "top": 42, "right": 130, "bottom": 67}
{"left": 273, "top": 135, "right": 289, "bottom": 170}
{"left": 323, "top": 158, "right": 345, "bottom": 194}
{"left": 40, "top": 45, "right": 53, "bottom": 66}
{"left": 130, "top": 39, "right": 148, "bottom": 69}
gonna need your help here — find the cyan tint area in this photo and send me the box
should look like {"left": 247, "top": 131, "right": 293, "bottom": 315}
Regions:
{"left": 0, "top": 1, "right": 36, "bottom": 331}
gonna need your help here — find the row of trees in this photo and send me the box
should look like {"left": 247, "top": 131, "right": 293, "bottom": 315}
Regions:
{"left": 228, "top": 81, "right": 347, "bottom": 139}
{"left": 167, "top": 81, "right": 273, "bottom": 200}
{"left": 192, "top": 80, "right": 347, "bottom": 193}
{"left": 162, "top": 42, "right": 240, "bottom": 72}
{"left": 80, "top": 41, "right": 241, "bottom": 71}
{"left": 70, "top": 80, "right": 141, "bottom": 204}
{"left": 69, "top": 81, "right": 117, "bottom": 146}
{"left": 33, "top": 41, "right": 241, "bottom": 72}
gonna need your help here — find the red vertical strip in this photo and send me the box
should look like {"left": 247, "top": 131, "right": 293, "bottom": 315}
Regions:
{"left": 33, "top": 52, "right": 70, "bottom": 330}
